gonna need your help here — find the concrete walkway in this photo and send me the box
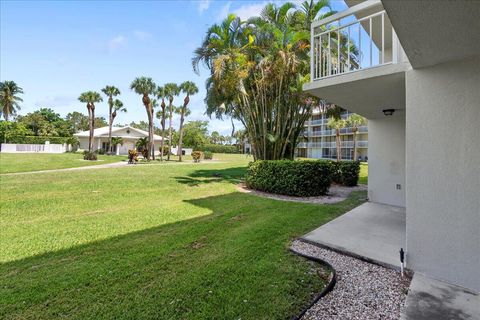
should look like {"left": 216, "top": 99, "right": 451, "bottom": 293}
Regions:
{"left": 402, "top": 273, "right": 480, "bottom": 320}
{"left": 302, "top": 202, "right": 406, "bottom": 269}
{"left": 1, "top": 160, "right": 227, "bottom": 176}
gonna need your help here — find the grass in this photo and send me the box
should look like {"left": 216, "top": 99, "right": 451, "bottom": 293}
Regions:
{"left": 0, "top": 154, "right": 366, "bottom": 319}
{"left": 359, "top": 162, "right": 368, "bottom": 185}
{"left": 0, "top": 152, "right": 126, "bottom": 174}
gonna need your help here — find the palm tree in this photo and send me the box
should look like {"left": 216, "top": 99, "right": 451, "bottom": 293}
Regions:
{"left": 164, "top": 83, "right": 180, "bottom": 161}
{"left": 78, "top": 91, "right": 103, "bottom": 151}
{"left": 327, "top": 117, "right": 347, "bottom": 161}
{"left": 177, "top": 81, "right": 198, "bottom": 162}
{"left": 346, "top": 113, "right": 366, "bottom": 161}
{"left": 0, "top": 81, "right": 24, "bottom": 121}
{"left": 155, "top": 86, "right": 167, "bottom": 161}
{"left": 111, "top": 136, "right": 124, "bottom": 154}
{"left": 101, "top": 85, "right": 121, "bottom": 154}
{"left": 130, "top": 77, "right": 157, "bottom": 160}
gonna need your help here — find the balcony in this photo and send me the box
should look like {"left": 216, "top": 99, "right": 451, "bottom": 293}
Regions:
{"left": 304, "top": 0, "right": 410, "bottom": 119}
{"left": 296, "top": 141, "right": 368, "bottom": 149}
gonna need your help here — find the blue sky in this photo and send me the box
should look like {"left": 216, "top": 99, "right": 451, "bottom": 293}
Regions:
{"left": 1, "top": 0, "right": 347, "bottom": 135}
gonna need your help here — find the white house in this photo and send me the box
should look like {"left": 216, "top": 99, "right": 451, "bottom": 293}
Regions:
{"left": 74, "top": 126, "right": 167, "bottom": 155}
{"left": 304, "top": 0, "right": 479, "bottom": 301}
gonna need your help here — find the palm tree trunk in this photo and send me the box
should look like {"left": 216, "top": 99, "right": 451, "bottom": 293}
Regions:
{"left": 177, "top": 108, "right": 185, "bottom": 162}
{"left": 336, "top": 130, "right": 341, "bottom": 161}
{"left": 168, "top": 105, "right": 173, "bottom": 161}
{"left": 90, "top": 107, "right": 95, "bottom": 152}
{"left": 108, "top": 97, "right": 113, "bottom": 154}
{"left": 353, "top": 129, "right": 357, "bottom": 161}
{"left": 159, "top": 104, "right": 166, "bottom": 161}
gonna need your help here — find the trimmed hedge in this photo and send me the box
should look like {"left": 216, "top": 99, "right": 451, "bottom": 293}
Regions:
{"left": 331, "top": 161, "right": 361, "bottom": 186}
{"left": 246, "top": 160, "right": 332, "bottom": 197}
{"left": 204, "top": 151, "right": 213, "bottom": 160}
{"left": 198, "top": 144, "right": 239, "bottom": 154}
{"left": 7, "top": 135, "right": 70, "bottom": 144}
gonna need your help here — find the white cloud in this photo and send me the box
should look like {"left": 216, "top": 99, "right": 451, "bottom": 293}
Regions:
{"left": 217, "top": 1, "right": 268, "bottom": 22}
{"left": 108, "top": 35, "right": 127, "bottom": 51}
{"left": 217, "top": 1, "right": 231, "bottom": 21}
{"left": 198, "top": 0, "right": 211, "bottom": 14}
{"left": 233, "top": 2, "right": 267, "bottom": 20}
{"left": 133, "top": 30, "right": 152, "bottom": 41}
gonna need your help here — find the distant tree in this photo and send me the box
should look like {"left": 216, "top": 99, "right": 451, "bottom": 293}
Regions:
{"left": 101, "top": 85, "right": 121, "bottom": 154}
{"left": 0, "top": 121, "right": 32, "bottom": 143}
{"left": 130, "top": 77, "right": 157, "bottom": 160}
{"left": 210, "top": 131, "right": 221, "bottom": 144}
{"left": 78, "top": 91, "right": 103, "bottom": 151}
{"left": 327, "top": 117, "right": 347, "bottom": 161}
{"left": 65, "top": 111, "right": 89, "bottom": 133}
{"left": 346, "top": 114, "right": 366, "bottom": 161}
{"left": 0, "top": 81, "right": 23, "bottom": 121}
{"left": 233, "top": 129, "right": 246, "bottom": 152}
{"left": 94, "top": 117, "right": 108, "bottom": 128}
{"left": 177, "top": 81, "right": 198, "bottom": 161}
{"left": 164, "top": 83, "right": 180, "bottom": 161}
{"left": 181, "top": 120, "right": 209, "bottom": 150}
{"left": 129, "top": 121, "right": 149, "bottom": 131}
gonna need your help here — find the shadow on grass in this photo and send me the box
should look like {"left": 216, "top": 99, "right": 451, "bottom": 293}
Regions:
{"left": 175, "top": 166, "right": 247, "bottom": 186}
{"left": 0, "top": 190, "right": 369, "bottom": 319}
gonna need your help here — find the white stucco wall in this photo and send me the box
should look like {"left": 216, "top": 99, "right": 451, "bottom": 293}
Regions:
{"left": 368, "top": 114, "right": 406, "bottom": 207}
{"left": 406, "top": 55, "right": 480, "bottom": 292}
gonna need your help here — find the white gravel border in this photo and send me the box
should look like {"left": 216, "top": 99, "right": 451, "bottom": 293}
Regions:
{"left": 237, "top": 184, "right": 367, "bottom": 204}
{"left": 291, "top": 240, "right": 411, "bottom": 320}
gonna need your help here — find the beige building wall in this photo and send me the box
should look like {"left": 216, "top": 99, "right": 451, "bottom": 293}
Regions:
{"left": 368, "top": 113, "right": 406, "bottom": 207}
{"left": 406, "top": 55, "right": 480, "bottom": 292}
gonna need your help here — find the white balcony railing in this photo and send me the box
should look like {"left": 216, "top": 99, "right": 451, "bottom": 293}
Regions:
{"left": 311, "top": 0, "right": 404, "bottom": 81}
{"left": 297, "top": 141, "right": 368, "bottom": 149}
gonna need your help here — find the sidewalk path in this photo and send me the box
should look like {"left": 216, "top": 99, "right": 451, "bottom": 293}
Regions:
{"left": 1, "top": 160, "right": 226, "bottom": 176}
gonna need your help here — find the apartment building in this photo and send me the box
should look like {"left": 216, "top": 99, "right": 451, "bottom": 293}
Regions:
{"left": 303, "top": 0, "right": 479, "bottom": 299}
{"left": 296, "top": 109, "right": 368, "bottom": 160}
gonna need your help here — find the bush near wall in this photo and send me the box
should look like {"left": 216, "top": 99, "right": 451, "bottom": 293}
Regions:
{"left": 7, "top": 135, "right": 70, "bottom": 144}
{"left": 246, "top": 160, "right": 332, "bottom": 197}
{"left": 197, "top": 144, "right": 239, "bottom": 154}
{"left": 203, "top": 151, "right": 213, "bottom": 160}
{"left": 331, "top": 161, "right": 361, "bottom": 187}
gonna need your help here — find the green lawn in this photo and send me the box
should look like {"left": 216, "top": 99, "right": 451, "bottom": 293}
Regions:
{"left": 359, "top": 162, "right": 368, "bottom": 185}
{"left": 0, "top": 152, "right": 126, "bottom": 174}
{"left": 0, "top": 154, "right": 366, "bottom": 319}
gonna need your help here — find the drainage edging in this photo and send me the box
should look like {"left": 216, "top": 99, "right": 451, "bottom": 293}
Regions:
{"left": 290, "top": 246, "right": 337, "bottom": 320}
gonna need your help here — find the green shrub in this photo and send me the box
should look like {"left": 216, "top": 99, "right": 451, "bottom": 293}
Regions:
{"left": 95, "top": 148, "right": 106, "bottom": 155}
{"left": 331, "top": 161, "right": 361, "bottom": 186}
{"left": 83, "top": 151, "right": 97, "bottom": 161}
{"left": 204, "top": 151, "right": 213, "bottom": 160}
{"left": 198, "top": 144, "right": 239, "bottom": 154}
{"left": 246, "top": 160, "right": 332, "bottom": 197}
{"left": 191, "top": 151, "right": 203, "bottom": 162}
{"left": 159, "top": 145, "right": 169, "bottom": 156}
{"left": 7, "top": 135, "right": 70, "bottom": 144}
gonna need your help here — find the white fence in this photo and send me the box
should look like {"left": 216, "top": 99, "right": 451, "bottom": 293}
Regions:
{"left": 1, "top": 142, "right": 68, "bottom": 153}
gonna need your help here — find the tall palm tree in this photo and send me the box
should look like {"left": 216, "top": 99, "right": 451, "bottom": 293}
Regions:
{"left": 164, "top": 83, "right": 180, "bottom": 161}
{"left": 177, "top": 81, "right": 198, "bottom": 162}
{"left": 0, "top": 81, "right": 24, "bottom": 121}
{"left": 101, "top": 85, "right": 121, "bottom": 154}
{"left": 346, "top": 113, "right": 366, "bottom": 161}
{"left": 130, "top": 77, "right": 157, "bottom": 160}
{"left": 155, "top": 86, "right": 167, "bottom": 161}
{"left": 78, "top": 91, "right": 103, "bottom": 151}
{"left": 327, "top": 117, "right": 347, "bottom": 161}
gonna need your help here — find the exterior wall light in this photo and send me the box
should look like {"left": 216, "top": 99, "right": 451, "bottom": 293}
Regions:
{"left": 382, "top": 109, "right": 395, "bottom": 116}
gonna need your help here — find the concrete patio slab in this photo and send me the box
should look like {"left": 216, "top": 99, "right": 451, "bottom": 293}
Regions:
{"left": 402, "top": 273, "right": 480, "bottom": 320}
{"left": 302, "top": 202, "right": 406, "bottom": 269}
